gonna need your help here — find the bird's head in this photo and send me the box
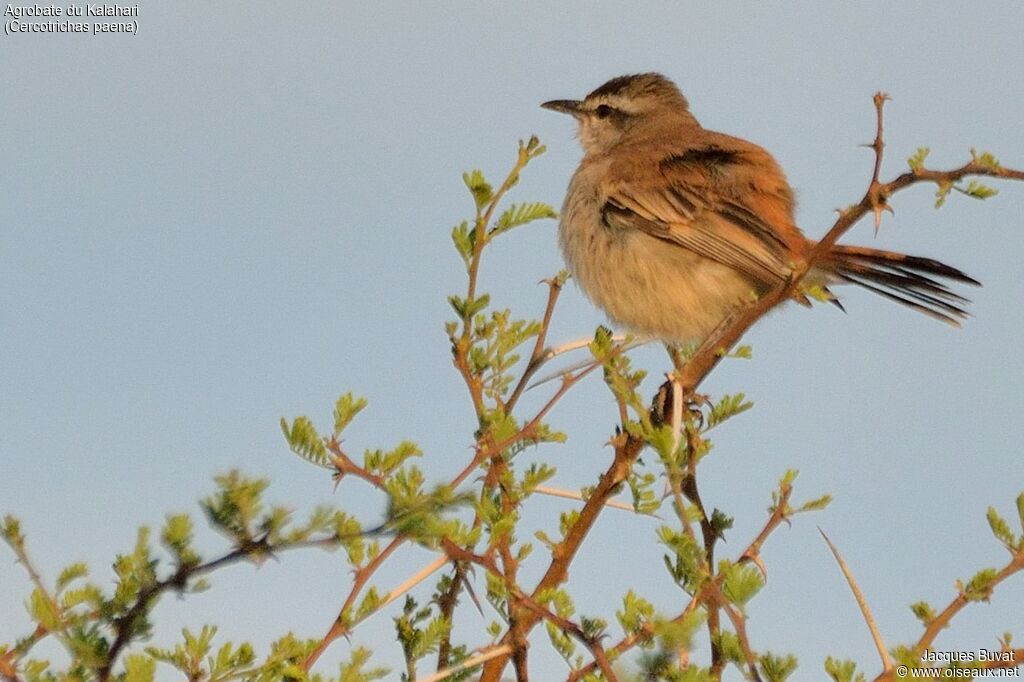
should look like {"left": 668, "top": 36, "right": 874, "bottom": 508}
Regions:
{"left": 542, "top": 73, "right": 698, "bottom": 154}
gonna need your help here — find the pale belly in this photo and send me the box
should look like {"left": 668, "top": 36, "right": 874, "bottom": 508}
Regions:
{"left": 559, "top": 199, "right": 763, "bottom": 344}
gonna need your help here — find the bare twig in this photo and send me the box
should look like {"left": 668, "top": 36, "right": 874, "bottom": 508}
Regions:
{"left": 302, "top": 536, "right": 405, "bottom": 671}
{"left": 442, "top": 540, "right": 618, "bottom": 681}
{"left": 419, "top": 644, "right": 513, "bottom": 682}
{"left": 819, "top": 528, "right": 894, "bottom": 674}
{"left": 533, "top": 485, "right": 652, "bottom": 515}
{"left": 506, "top": 275, "right": 565, "bottom": 411}
{"left": 480, "top": 425, "right": 647, "bottom": 681}
{"left": 705, "top": 582, "right": 763, "bottom": 682}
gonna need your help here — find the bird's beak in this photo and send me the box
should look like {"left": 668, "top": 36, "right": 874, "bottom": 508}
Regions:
{"left": 541, "top": 99, "right": 584, "bottom": 116}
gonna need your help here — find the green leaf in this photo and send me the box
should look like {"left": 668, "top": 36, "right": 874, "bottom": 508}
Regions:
{"left": 728, "top": 344, "right": 753, "bottom": 359}
{"left": 987, "top": 506, "right": 1016, "bottom": 550}
{"left": 650, "top": 611, "right": 704, "bottom": 658}
{"left": 910, "top": 600, "right": 935, "bottom": 625}
{"left": 617, "top": 590, "right": 655, "bottom": 635}
{"left": 759, "top": 651, "right": 799, "bottom": 682}
{"left": 970, "top": 148, "right": 1001, "bottom": 170}
{"left": 280, "top": 416, "right": 328, "bottom": 465}
{"left": 161, "top": 514, "right": 199, "bottom": 567}
{"left": 334, "top": 393, "right": 368, "bottom": 436}
{"left": 1, "top": 516, "right": 21, "bottom": 543}
{"left": 448, "top": 293, "right": 490, "bottom": 320}
{"left": 338, "top": 646, "right": 390, "bottom": 682}
{"left": 354, "top": 587, "right": 382, "bottom": 622}
{"left": 463, "top": 170, "right": 493, "bottom": 210}
{"left": 56, "top": 562, "right": 88, "bottom": 591}
{"left": 521, "top": 463, "right": 556, "bottom": 494}
{"left": 1017, "top": 492, "right": 1024, "bottom": 535}
{"left": 365, "top": 440, "right": 423, "bottom": 477}
{"left": 825, "top": 656, "right": 864, "bottom": 682}
{"left": 960, "top": 567, "right": 998, "bottom": 602}
{"left": 958, "top": 179, "right": 998, "bottom": 200}
{"left": 201, "top": 471, "right": 269, "bottom": 543}
{"left": 123, "top": 653, "right": 157, "bottom": 682}
{"left": 647, "top": 423, "right": 679, "bottom": 463}
{"left": 62, "top": 584, "right": 103, "bottom": 610}
{"left": 588, "top": 325, "right": 615, "bottom": 357}
{"left": 522, "top": 135, "right": 546, "bottom": 158}
{"left": 721, "top": 561, "right": 764, "bottom": 606}
{"left": 706, "top": 393, "right": 753, "bottom": 429}
{"left": 451, "top": 220, "right": 474, "bottom": 266}
{"left": 489, "top": 201, "right": 557, "bottom": 239}
{"left": 715, "top": 630, "right": 744, "bottom": 664}
{"left": 797, "top": 494, "right": 833, "bottom": 513}
{"left": 710, "top": 508, "right": 734, "bottom": 539}
{"left": 907, "top": 147, "right": 930, "bottom": 172}
{"left": 657, "top": 526, "right": 707, "bottom": 592}
{"left": 28, "top": 589, "right": 61, "bottom": 630}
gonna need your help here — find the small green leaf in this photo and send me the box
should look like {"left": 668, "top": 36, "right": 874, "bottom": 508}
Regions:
{"left": 1016, "top": 492, "right": 1024, "bottom": 536}
{"left": 123, "top": 653, "right": 156, "bottom": 682}
{"left": 463, "top": 170, "right": 493, "bottom": 210}
{"left": 706, "top": 393, "right": 753, "bottom": 429}
{"left": 907, "top": 147, "right": 930, "bottom": 172}
{"left": 709, "top": 509, "right": 733, "bottom": 538}
{"left": 780, "top": 470, "right": 799, "bottom": 487}
{"left": 825, "top": 656, "right": 864, "bottom": 682}
{"left": 334, "top": 393, "right": 368, "bottom": 436}
{"left": 451, "top": 220, "right": 474, "bottom": 265}
{"left": 280, "top": 416, "right": 328, "bottom": 465}
{"left": 934, "top": 181, "right": 953, "bottom": 208}
{"left": 56, "top": 562, "right": 88, "bottom": 591}
{"left": 910, "top": 600, "right": 935, "bottom": 625}
{"left": 961, "top": 567, "right": 998, "bottom": 602}
{"left": 797, "top": 494, "right": 833, "bottom": 513}
{"left": 970, "top": 148, "right": 1001, "bottom": 170}
{"left": 729, "top": 345, "right": 753, "bottom": 359}
{"left": 721, "top": 561, "right": 763, "bottom": 606}
{"left": 617, "top": 590, "right": 655, "bottom": 635}
{"left": 987, "top": 506, "right": 1016, "bottom": 550}
{"left": 489, "top": 201, "right": 557, "bottom": 239}
{"left": 958, "top": 179, "right": 998, "bottom": 200}
{"left": 28, "top": 589, "right": 61, "bottom": 631}
{"left": 759, "top": 651, "right": 798, "bottom": 682}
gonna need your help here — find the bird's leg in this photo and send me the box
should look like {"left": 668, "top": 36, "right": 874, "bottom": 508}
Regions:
{"left": 664, "top": 344, "right": 712, "bottom": 418}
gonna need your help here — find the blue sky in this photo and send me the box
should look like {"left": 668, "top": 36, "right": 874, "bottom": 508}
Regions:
{"left": 2, "top": 3, "right": 1023, "bottom": 679}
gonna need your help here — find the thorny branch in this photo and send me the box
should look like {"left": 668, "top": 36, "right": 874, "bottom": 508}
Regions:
{"left": 9, "top": 97, "right": 1022, "bottom": 681}
{"left": 567, "top": 478, "right": 795, "bottom": 682}
{"left": 484, "top": 93, "right": 1024, "bottom": 680}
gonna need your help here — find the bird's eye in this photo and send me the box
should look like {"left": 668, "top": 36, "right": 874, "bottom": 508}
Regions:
{"left": 595, "top": 104, "right": 614, "bottom": 119}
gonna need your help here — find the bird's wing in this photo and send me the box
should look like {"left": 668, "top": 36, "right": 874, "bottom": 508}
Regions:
{"left": 601, "top": 143, "right": 798, "bottom": 288}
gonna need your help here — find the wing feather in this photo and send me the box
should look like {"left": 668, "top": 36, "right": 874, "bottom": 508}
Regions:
{"left": 601, "top": 147, "right": 796, "bottom": 288}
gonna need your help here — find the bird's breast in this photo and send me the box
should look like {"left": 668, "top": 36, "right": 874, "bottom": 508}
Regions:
{"left": 557, "top": 165, "right": 761, "bottom": 344}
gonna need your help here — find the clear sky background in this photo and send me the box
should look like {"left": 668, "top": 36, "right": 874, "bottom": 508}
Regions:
{"left": 2, "top": 3, "right": 1023, "bottom": 680}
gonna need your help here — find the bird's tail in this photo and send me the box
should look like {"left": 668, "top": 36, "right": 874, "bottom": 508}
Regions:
{"left": 819, "top": 244, "right": 981, "bottom": 326}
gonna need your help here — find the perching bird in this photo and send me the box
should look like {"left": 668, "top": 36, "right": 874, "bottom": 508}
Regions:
{"left": 542, "top": 73, "right": 979, "bottom": 345}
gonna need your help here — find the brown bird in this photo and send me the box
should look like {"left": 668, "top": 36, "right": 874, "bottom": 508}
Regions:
{"left": 543, "top": 73, "right": 979, "bottom": 345}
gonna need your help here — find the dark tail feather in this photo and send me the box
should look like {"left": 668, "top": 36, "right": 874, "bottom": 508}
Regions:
{"left": 823, "top": 245, "right": 981, "bottom": 327}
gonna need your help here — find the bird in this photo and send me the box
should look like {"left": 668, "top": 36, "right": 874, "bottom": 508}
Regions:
{"left": 541, "top": 73, "right": 979, "bottom": 347}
